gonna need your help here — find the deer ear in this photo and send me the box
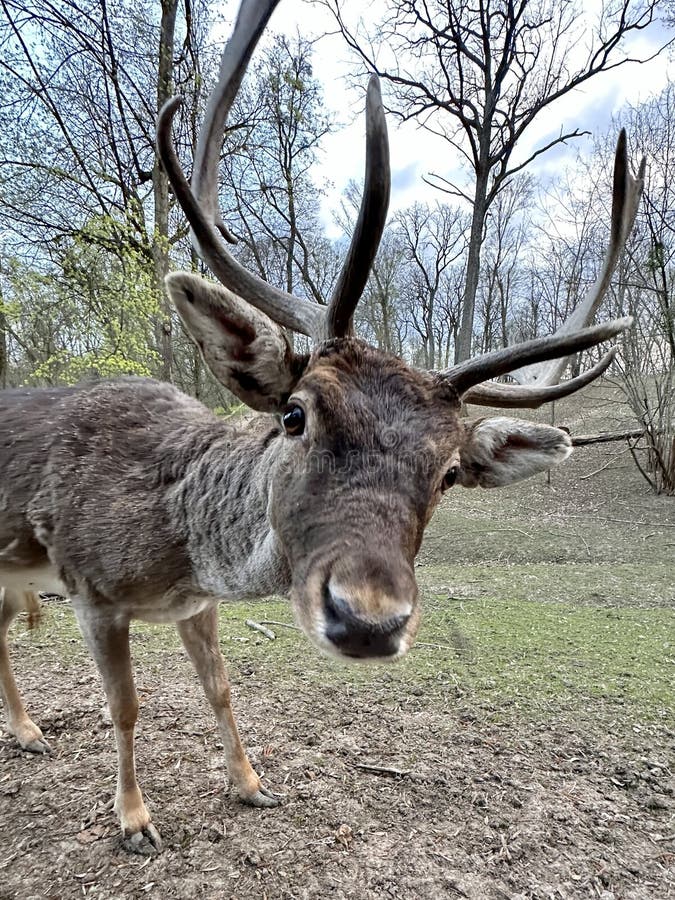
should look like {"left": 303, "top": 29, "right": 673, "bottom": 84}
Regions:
{"left": 166, "top": 273, "right": 308, "bottom": 412}
{"left": 459, "top": 417, "right": 572, "bottom": 488}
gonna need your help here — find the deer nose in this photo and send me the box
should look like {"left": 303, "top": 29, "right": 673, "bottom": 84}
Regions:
{"left": 322, "top": 584, "right": 411, "bottom": 658}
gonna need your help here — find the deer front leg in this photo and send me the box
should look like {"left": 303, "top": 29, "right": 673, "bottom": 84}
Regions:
{"left": 177, "top": 605, "right": 281, "bottom": 808}
{"left": 0, "top": 588, "right": 50, "bottom": 753}
{"left": 73, "top": 605, "right": 162, "bottom": 855}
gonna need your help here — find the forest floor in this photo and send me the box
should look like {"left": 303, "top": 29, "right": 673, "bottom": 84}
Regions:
{"left": 1, "top": 382, "right": 674, "bottom": 899}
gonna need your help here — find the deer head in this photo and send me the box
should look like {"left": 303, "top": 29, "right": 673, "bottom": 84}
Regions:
{"left": 157, "top": 0, "right": 643, "bottom": 660}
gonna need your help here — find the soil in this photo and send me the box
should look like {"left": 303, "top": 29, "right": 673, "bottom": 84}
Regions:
{"left": 1, "top": 384, "right": 674, "bottom": 899}
{"left": 1, "top": 651, "right": 673, "bottom": 900}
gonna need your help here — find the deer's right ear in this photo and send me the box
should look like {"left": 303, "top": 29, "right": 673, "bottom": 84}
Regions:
{"left": 166, "top": 273, "right": 308, "bottom": 413}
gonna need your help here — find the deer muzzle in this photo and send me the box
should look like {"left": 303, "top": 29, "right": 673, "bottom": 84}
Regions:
{"left": 317, "top": 557, "right": 419, "bottom": 660}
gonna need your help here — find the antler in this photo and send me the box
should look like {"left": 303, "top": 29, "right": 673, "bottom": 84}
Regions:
{"left": 459, "top": 350, "right": 618, "bottom": 408}
{"left": 158, "top": 0, "right": 641, "bottom": 395}
{"left": 439, "top": 129, "right": 644, "bottom": 408}
{"left": 156, "top": 0, "right": 390, "bottom": 344}
{"left": 326, "top": 77, "right": 391, "bottom": 337}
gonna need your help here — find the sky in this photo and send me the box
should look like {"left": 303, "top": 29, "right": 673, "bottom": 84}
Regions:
{"left": 216, "top": 0, "right": 675, "bottom": 236}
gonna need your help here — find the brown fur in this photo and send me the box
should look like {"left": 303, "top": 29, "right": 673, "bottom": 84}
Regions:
{"left": 24, "top": 592, "right": 42, "bottom": 630}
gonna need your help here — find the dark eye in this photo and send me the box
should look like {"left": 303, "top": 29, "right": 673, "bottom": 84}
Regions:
{"left": 282, "top": 404, "right": 305, "bottom": 437}
{"left": 442, "top": 465, "right": 460, "bottom": 491}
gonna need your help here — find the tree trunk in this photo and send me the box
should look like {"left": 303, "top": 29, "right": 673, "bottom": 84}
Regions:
{"left": 456, "top": 172, "right": 488, "bottom": 363}
{"left": 152, "top": 0, "right": 179, "bottom": 382}
{"left": 499, "top": 277, "right": 508, "bottom": 349}
{"left": 380, "top": 292, "right": 392, "bottom": 354}
{"left": 427, "top": 292, "right": 436, "bottom": 369}
{"left": 668, "top": 435, "right": 675, "bottom": 495}
{"left": 0, "top": 302, "right": 7, "bottom": 389}
{"left": 193, "top": 344, "right": 203, "bottom": 400}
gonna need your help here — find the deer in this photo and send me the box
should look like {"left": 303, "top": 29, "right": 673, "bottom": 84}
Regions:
{"left": 0, "top": 0, "right": 644, "bottom": 858}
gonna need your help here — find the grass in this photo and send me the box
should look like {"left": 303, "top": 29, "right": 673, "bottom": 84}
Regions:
{"left": 23, "top": 587, "right": 673, "bottom": 729}
{"left": 418, "top": 595, "right": 674, "bottom": 720}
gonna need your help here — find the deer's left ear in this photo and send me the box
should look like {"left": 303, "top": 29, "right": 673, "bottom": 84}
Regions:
{"left": 166, "top": 272, "right": 308, "bottom": 412}
{"left": 459, "top": 417, "right": 572, "bottom": 488}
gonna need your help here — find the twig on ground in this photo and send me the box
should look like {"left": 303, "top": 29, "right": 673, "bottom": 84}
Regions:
{"left": 259, "top": 620, "right": 300, "bottom": 631}
{"left": 499, "top": 833, "right": 512, "bottom": 862}
{"left": 351, "top": 762, "right": 412, "bottom": 778}
{"left": 244, "top": 620, "right": 276, "bottom": 640}
{"left": 504, "top": 526, "right": 533, "bottom": 538}
{"left": 442, "top": 596, "right": 482, "bottom": 602}
{"left": 575, "top": 528, "right": 592, "bottom": 559}
{"left": 580, "top": 445, "right": 632, "bottom": 480}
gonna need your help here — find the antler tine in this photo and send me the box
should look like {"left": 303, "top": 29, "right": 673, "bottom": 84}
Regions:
{"left": 462, "top": 348, "right": 617, "bottom": 409}
{"left": 441, "top": 316, "right": 632, "bottom": 397}
{"left": 509, "top": 129, "right": 645, "bottom": 387}
{"left": 437, "top": 129, "right": 644, "bottom": 404}
{"left": 325, "top": 76, "right": 391, "bottom": 338}
{"left": 157, "top": 0, "right": 324, "bottom": 339}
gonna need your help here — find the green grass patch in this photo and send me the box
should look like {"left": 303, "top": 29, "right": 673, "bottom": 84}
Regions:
{"left": 419, "top": 595, "right": 674, "bottom": 722}
{"left": 15, "top": 590, "right": 673, "bottom": 730}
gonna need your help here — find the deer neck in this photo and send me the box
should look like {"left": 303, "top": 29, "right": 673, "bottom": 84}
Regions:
{"left": 172, "top": 414, "right": 292, "bottom": 601}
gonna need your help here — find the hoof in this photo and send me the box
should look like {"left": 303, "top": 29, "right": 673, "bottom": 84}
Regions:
{"left": 22, "top": 736, "right": 52, "bottom": 754}
{"left": 8, "top": 722, "right": 51, "bottom": 755}
{"left": 121, "top": 823, "right": 163, "bottom": 856}
{"left": 241, "top": 786, "right": 283, "bottom": 808}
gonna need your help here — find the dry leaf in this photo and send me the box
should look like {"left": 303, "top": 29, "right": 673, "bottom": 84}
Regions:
{"left": 76, "top": 824, "right": 107, "bottom": 845}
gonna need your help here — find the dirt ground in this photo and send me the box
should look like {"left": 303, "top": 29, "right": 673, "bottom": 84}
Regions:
{"left": 1, "top": 384, "right": 674, "bottom": 899}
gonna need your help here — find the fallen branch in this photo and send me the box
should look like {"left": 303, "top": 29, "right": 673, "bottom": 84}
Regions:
{"left": 570, "top": 428, "right": 646, "bottom": 446}
{"left": 244, "top": 620, "right": 275, "bottom": 640}
{"left": 562, "top": 515, "right": 675, "bottom": 527}
{"left": 259, "top": 620, "right": 300, "bottom": 631}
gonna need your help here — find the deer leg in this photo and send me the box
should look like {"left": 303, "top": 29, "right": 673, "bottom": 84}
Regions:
{"left": 73, "top": 606, "right": 162, "bottom": 855}
{"left": 176, "top": 605, "right": 281, "bottom": 808}
{"left": 0, "top": 588, "right": 50, "bottom": 753}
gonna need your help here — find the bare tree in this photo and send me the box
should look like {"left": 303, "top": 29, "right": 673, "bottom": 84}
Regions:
{"left": 397, "top": 201, "right": 467, "bottom": 368}
{"left": 0, "top": 297, "right": 7, "bottom": 389}
{"left": 477, "top": 174, "right": 531, "bottom": 353}
{"left": 154, "top": 0, "right": 181, "bottom": 379}
{"left": 222, "top": 34, "right": 335, "bottom": 305}
{"left": 323, "top": 0, "right": 670, "bottom": 362}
